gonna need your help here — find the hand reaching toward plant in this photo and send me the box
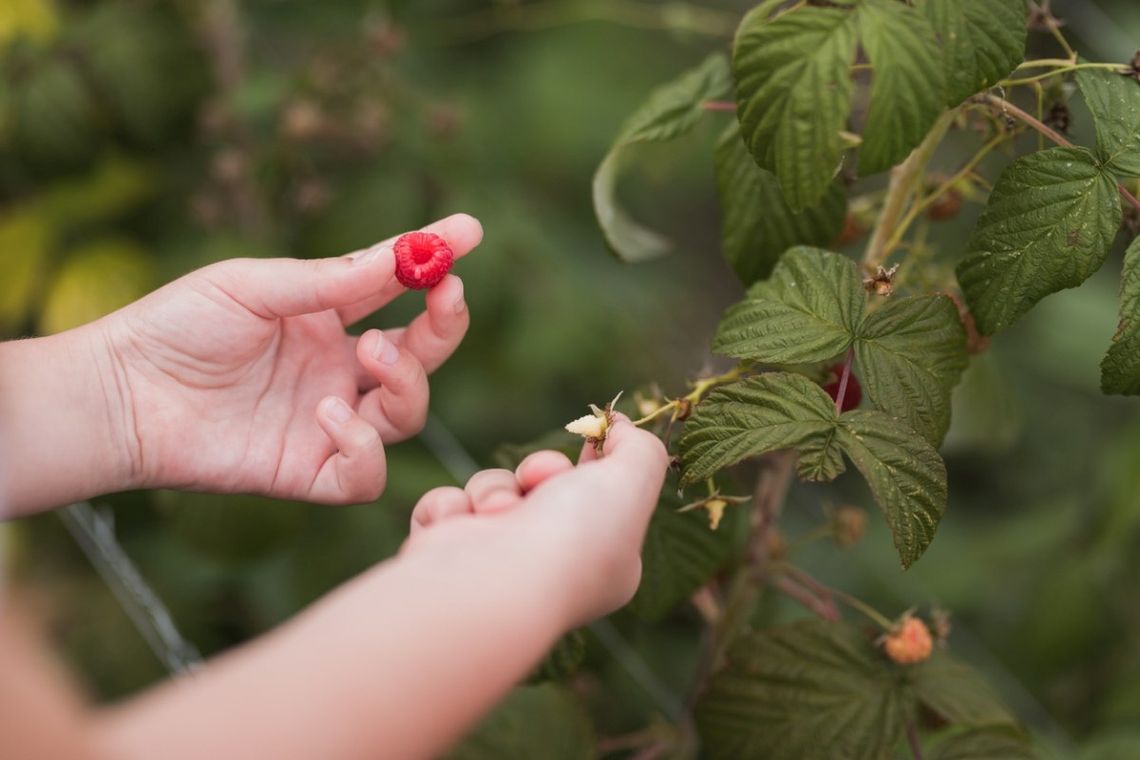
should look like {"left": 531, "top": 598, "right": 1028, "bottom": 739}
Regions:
{"left": 0, "top": 213, "right": 482, "bottom": 516}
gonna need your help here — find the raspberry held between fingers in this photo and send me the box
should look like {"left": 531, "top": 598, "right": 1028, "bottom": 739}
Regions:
{"left": 393, "top": 231, "right": 454, "bottom": 289}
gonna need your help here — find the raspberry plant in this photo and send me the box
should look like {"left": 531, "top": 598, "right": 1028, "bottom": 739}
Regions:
{"left": 516, "top": 1, "right": 1140, "bottom": 757}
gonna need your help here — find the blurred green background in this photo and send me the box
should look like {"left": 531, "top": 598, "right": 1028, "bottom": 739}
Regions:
{"left": 1, "top": 0, "right": 1140, "bottom": 757}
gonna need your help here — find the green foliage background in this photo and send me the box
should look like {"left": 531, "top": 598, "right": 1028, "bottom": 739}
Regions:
{"left": 2, "top": 0, "right": 1140, "bottom": 757}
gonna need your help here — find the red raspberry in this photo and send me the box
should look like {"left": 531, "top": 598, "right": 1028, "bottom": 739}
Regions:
{"left": 822, "top": 363, "right": 862, "bottom": 412}
{"left": 393, "top": 231, "right": 454, "bottom": 289}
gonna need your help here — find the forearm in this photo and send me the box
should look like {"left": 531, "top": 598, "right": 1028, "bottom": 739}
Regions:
{"left": 0, "top": 323, "right": 137, "bottom": 518}
{"left": 93, "top": 510, "right": 576, "bottom": 760}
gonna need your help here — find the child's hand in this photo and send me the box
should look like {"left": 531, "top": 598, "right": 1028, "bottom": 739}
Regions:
{"left": 404, "top": 415, "right": 669, "bottom": 626}
{"left": 96, "top": 214, "right": 482, "bottom": 503}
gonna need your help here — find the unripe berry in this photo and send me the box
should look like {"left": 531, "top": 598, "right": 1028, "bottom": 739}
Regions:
{"left": 882, "top": 615, "right": 934, "bottom": 665}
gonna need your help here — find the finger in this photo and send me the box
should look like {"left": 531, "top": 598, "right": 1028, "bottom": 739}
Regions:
{"left": 410, "top": 486, "right": 472, "bottom": 534}
{"left": 337, "top": 213, "right": 484, "bottom": 326}
{"left": 593, "top": 415, "right": 670, "bottom": 495}
{"left": 355, "top": 329, "right": 430, "bottom": 442}
{"left": 396, "top": 275, "right": 470, "bottom": 374}
{"left": 464, "top": 469, "right": 523, "bottom": 515}
{"left": 205, "top": 241, "right": 397, "bottom": 320}
{"left": 516, "top": 450, "right": 574, "bottom": 493}
{"left": 310, "top": 396, "right": 387, "bottom": 505}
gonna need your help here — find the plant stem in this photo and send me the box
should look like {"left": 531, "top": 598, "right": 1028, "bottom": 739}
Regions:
{"left": 633, "top": 364, "right": 752, "bottom": 427}
{"left": 1001, "top": 61, "right": 1128, "bottom": 87}
{"left": 1045, "top": 11, "right": 1077, "bottom": 60}
{"left": 834, "top": 348, "right": 854, "bottom": 415}
{"left": 979, "top": 93, "right": 1140, "bottom": 215}
{"left": 772, "top": 576, "right": 840, "bottom": 621}
{"left": 775, "top": 562, "right": 896, "bottom": 630}
{"left": 884, "top": 131, "right": 1009, "bottom": 255}
{"left": 701, "top": 100, "right": 737, "bottom": 112}
{"left": 863, "top": 109, "right": 957, "bottom": 272}
{"left": 906, "top": 720, "right": 924, "bottom": 760}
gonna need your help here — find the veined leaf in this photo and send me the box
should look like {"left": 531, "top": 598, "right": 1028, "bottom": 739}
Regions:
{"left": 1076, "top": 66, "right": 1140, "bottom": 178}
{"left": 836, "top": 410, "right": 946, "bottom": 568}
{"left": 732, "top": 4, "right": 857, "bottom": 210}
{"left": 912, "top": 651, "right": 1016, "bottom": 728}
{"left": 714, "top": 123, "right": 847, "bottom": 286}
{"left": 856, "top": 295, "right": 968, "bottom": 443}
{"left": 857, "top": 0, "right": 947, "bottom": 174}
{"left": 678, "top": 373, "right": 842, "bottom": 487}
{"left": 695, "top": 620, "right": 916, "bottom": 760}
{"left": 926, "top": 725, "right": 1035, "bottom": 760}
{"left": 1102, "top": 236, "right": 1140, "bottom": 395}
{"left": 593, "top": 53, "right": 730, "bottom": 262}
{"left": 714, "top": 247, "right": 968, "bottom": 445}
{"left": 629, "top": 486, "right": 739, "bottom": 621}
{"left": 679, "top": 372, "right": 947, "bottom": 567}
{"left": 715, "top": 246, "right": 861, "bottom": 364}
{"left": 920, "top": 0, "right": 1027, "bottom": 107}
{"left": 957, "top": 147, "right": 1123, "bottom": 335}
{"left": 447, "top": 685, "right": 593, "bottom": 760}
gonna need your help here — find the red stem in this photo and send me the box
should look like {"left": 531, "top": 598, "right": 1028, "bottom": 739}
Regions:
{"left": 834, "top": 348, "right": 854, "bottom": 415}
{"left": 701, "top": 100, "right": 737, "bottom": 112}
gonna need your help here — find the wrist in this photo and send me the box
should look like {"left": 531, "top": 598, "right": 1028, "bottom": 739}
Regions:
{"left": 0, "top": 322, "right": 141, "bottom": 516}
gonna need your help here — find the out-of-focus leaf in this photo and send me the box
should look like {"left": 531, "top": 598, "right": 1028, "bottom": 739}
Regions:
{"left": 9, "top": 54, "right": 102, "bottom": 168}
{"left": 925, "top": 725, "right": 1035, "bottom": 760}
{"left": 957, "top": 147, "right": 1122, "bottom": 335}
{"left": 37, "top": 238, "right": 153, "bottom": 334}
{"left": 533, "top": 629, "right": 587, "bottom": 683}
{"left": 1076, "top": 67, "right": 1140, "bottom": 178}
{"left": 1078, "top": 732, "right": 1140, "bottom": 760}
{"left": 0, "top": 0, "right": 57, "bottom": 47}
{"left": 695, "top": 620, "right": 915, "bottom": 760}
{"left": 447, "top": 684, "right": 594, "bottom": 760}
{"left": 912, "top": 652, "right": 1016, "bottom": 727}
{"left": 1101, "top": 236, "right": 1140, "bottom": 395}
{"left": 593, "top": 52, "right": 730, "bottom": 261}
{"left": 941, "top": 354, "right": 1022, "bottom": 455}
{"left": 714, "top": 123, "right": 847, "bottom": 286}
{"left": 156, "top": 491, "right": 310, "bottom": 565}
{"left": 42, "top": 154, "right": 155, "bottom": 226}
{"left": 0, "top": 206, "right": 54, "bottom": 332}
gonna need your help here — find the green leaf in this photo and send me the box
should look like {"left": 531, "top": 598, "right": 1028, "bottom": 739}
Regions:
{"left": 715, "top": 123, "right": 847, "bottom": 286}
{"left": 732, "top": 4, "right": 857, "bottom": 210}
{"left": 1102, "top": 236, "right": 1140, "bottom": 394}
{"left": 856, "top": 295, "right": 968, "bottom": 443}
{"left": 912, "top": 651, "right": 1016, "bottom": 727}
{"left": 447, "top": 685, "right": 594, "bottom": 760}
{"left": 679, "top": 373, "right": 947, "bottom": 567}
{"left": 678, "top": 372, "right": 843, "bottom": 488}
{"left": 920, "top": 0, "right": 1027, "bottom": 107}
{"left": 836, "top": 410, "right": 946, "bottom": 568}
{"left": 533, "top": 629, "right": 587, "bottom": 682}
{"left": 957, "top": 147, "right": 1123, "bottom": 335}
{"left": 593, "top": 53, "right": 730, "bottom": 262}
{"left": 714, "top": 246, "right": 861, "bottom": 364}
{"left": 857, "top": 0, "right": 947, "bottom": 174}
{"left": 695, "top": 620, "right": 916, "bottom": 760}
{"left": 926, "top": 725, "right": 1036, "bottom": 760}
{"left": 38, "top": 238, "right": 155, "bottom": 335}
{"left": 0, "top": 206, "right": 53, "bottom": 333}
{"left": 1077, "top": 67, "right": 1140, "bottom": 178}
{"left": 629, "top": 487, "right": 740, "bottom": 621}
{"left": 714, "top": 247, "right": 968, "bottom": 445}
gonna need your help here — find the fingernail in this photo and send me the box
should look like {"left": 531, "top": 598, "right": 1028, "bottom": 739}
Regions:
{"left": 354, "top": 243, "right": 388, "bottom": 266}
{"left": 452, "top": 281, "right": 466, "bottom": 314}
{"left": 325, "top": 397, "right": 352, "bottom": 424}
{"left": 371, "top": 330, "right": 399, "bottom": 365}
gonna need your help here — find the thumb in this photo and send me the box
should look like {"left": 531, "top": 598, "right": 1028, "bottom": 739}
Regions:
{"left": 204, "top": 242, "right": 396, "bottom": 319}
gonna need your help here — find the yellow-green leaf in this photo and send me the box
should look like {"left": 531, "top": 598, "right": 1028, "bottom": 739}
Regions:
{"left": 38, "top": 239, "right": 154, "bottom": 334}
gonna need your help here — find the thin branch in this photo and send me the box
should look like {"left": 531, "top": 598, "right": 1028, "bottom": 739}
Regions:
{"left": 834, "top": 348, "right": 854, "bottom": 416}
{"left": 979, "top": 93, "right": 1140, "bottom": 215}
{"left": 772, "top": 576, "right": 840, "bottom": 621}
{"left": 906, "top": 719, "right": 924, "bottom": 760}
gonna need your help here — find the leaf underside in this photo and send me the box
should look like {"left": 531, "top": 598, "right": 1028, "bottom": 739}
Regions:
{"left": 1102, "top": 236, "right": 1140, "bottom": 395}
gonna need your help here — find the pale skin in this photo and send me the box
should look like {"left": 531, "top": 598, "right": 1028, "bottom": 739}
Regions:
{"left": 0, "top": 213, "right": 670, "bottom": 759}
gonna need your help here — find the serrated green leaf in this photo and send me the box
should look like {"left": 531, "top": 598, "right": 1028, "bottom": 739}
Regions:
{"left": 857, "top": 0, "right": 947, "bottom": 174}
{"left": 920, "top": 0, "right": 1027, "bottom": 107}
{"left": 695, "top": 620, "right": 916, "bottom": 760}
{"left": 1076, "top": 67, "right": 1140, "bottom": 178}
{"left": 856, "top": 295, "right": 968, "bottom": 443}
{"left": 715, "top": 247, "right": 967, "bottom": 445}
{"left": 732, "top": 5, "right": 857, "bottom": 210}
{"left": 836, "top": 409, "right": 946, "bottom": 568}
{"left": 957, "top": 147, "right": 1123, "bottom": 335}
{"left": 593, "top": 52, "right": 730, "bottom": 262}
{"left": 714, "top": 247, "right": 861, "bottom": 364}
{"left": 715, "top": 123, "right": 847, "bottom": 286}
{"left": 629, "top": 488, "right": 739, "bottom": 620}
{"left": 1101, "top": 236, "right": 1140, "bottom": 394}
{"left": 926, "top": 725, "right": 1035, "bottom": 760}
{"left": 678, "top": 373, "right": 842, "bottom": 488}
{"left": 680, "top": 373, "right": 947, "bottom": 566}
{"left": 912, "top": 652, "right": 1016, "bottom": 727}
{"left": 447, "top": 685, "right": 593, "bottom": 760}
